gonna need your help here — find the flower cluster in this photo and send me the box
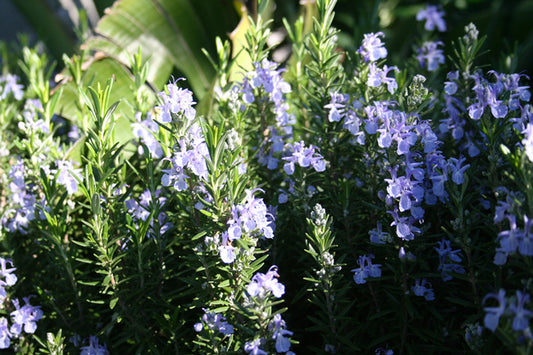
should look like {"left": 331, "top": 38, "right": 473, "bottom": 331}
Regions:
{"left": 194, "top": 309, "right": 234, "bottom": 336}
{"left": 125, "top": 189, "right": 172, "bottom": 242}
{"left": 411, "top": 278, "right": 435, "bottom": 301}
{"left": 156, "top": 79, "right": 209, "bottom": 191}
{"left": 2, "top": 159, "right": 36, "bottom": 234}
{"left": 434, "top": 239, "right": 465, "bottom": 281}
{"left": 483, "top": 289, "right": 533, "bottom": 332}
{"left": 351, "top": 254, "right": 382, "bottom": 284}
{"left": 246, "top": 265, "right": 285, "bottom": 299}
{"left": 240, "top": 59, "right": 296, "bottom": 169}
{"left": 131, "top": 111, "right": 163, "bottom": 158}
{"left": 0, "top": 258, "right": 42, "bottom": 349}
{"left": 357, "top": 32, "right": 388, "bottom": 62}
{"left": 416, "top": 5, "right": 446, "bottom": 32}
{"left": 440, "top": 68, "right": 531, "bottom": 157}
{"left": 161, "top": 126, "right": 209, "bottom": 192}
{"left": 416, "top": 41, "right": 445, "bottom": 71}
{"left": 0, "top": 74, "right": 24, "bottom": 101}
{"left": 218, "top": 189, "right": 275, "bottom": 264}
{"left": 156, "top": 78, "right": 196, "bottom": 123}
{"left": 282, "top": 141, "right": 326, "bottom": 175}
{"left": 79, "top": 335, "right": 110, "bottom": 355}
{"left": 243, "top": 266, "right": 294, "bottom": 354}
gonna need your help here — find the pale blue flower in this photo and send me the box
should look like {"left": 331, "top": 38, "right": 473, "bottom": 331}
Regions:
{"left": 351, "top": 254, "right": 381, "bottom": 284}
{"left": 417, "top": 41, "right": 445, "bottom": 71}
{"left": 416, "top": 5, "right": 446, "bottom": 32}
{"left": 10, "top": 297, "right": 43, "bottom": 336}
{"left": 247, "top": 266, "right": 285, "bottom": 298}
{"left": 80, "top": 335, "right": 109, "bottom": 355}
{"left": 411, "top": 279, "right": 435, "bottom": 301}
{"left": 0, "top": 318, "right": 11, "bottom": 349}
{"left": 55, "top": 160, "right": 83, "bottom": 195}
{"left": 244, "top": 338, "right": 267, "bottom": 355}
{"left": 0, "top": 74, "right": 24, "bottom": 101}
{"left": 269, "top": 314, "right": 293, "bottom": 353}
{"left": 358, "top": 32, "right": 388, "bottom": 62}
{"left": 0, "top": 258, "right": 17, "bottom": 286}
{"left": 509, "top": 291, "right": 533, "bottom": 331}
{"left": 156, "top": 79, "right": 196, "bottom": 123}
{"left": 483, "top": 289, "right": 506, "bottom": 332}
{"left": 194, "top": 309, "right": 234, "bottom": 335}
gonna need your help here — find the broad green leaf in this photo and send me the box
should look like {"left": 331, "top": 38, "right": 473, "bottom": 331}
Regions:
{"left": 84, "top": 0, "right": 239, "bottom": 98}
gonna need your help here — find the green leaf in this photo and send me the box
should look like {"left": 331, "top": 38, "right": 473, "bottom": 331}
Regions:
{"left": 83, "top": 0, "right": 239, "bottom": 98}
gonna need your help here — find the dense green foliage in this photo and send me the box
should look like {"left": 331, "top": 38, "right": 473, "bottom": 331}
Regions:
{"left": 0, "top": 0, "right": 532, "bottom": 354}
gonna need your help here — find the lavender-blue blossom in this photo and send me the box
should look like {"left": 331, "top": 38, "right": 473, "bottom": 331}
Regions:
{"left": 358, "top": 32, "right": 388, "bottom": 62}
{"left": 244, "top": 338, "right": 267, "bottom": 355}
{"left": 282, "top": 141, "right": 326, "bottom": 175}
{"left": 351, "top": 254, "right": 382, "bottom": 284}
{"left": 509, "top": 291, "right": 533, "bottom": 331}
{"left": 156, "top": 79, "right": 196, "bottom": 123}
{"left": 417, "top": 41, "right": 445, "bottom": 71}
{"left": 194, "top": 309, "right": 234, "bottom": 336}
{"left": 483, "top": 289, "right": 506, "bottom": 332}
{"left": 411, "top": 279, "right": 435, "bottom": 301}
{"left": 9, "top": 296, "right": 43, "bottom": 336}
{"left": 247, "top": 265, "right": 285, "bottom": 298}
{"left": 55, "top": 160, "right": 83, "bottom": 195}
{"left": 269, "top": 314, "right": 294, "bottom": 353}
{"left": 80, "top": 335, "right": 110, "bottom": 355}
{"left": 435, "top": 239, "right": 465, "bottom": 281}
{"left": 0, "top": 74, "right": 24, "bottom": 101}
{"left": 416, "top": 5, "right": 446, "bottom": 32}
{"left": 132, "top": 112, "right": 163, "bottom": 158}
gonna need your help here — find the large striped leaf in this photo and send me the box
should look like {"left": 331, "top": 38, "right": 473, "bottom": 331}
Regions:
{"left": 85, "top": 0, "right": 238, "bottom": 96}
{"left": 55, "top": 0, "right": 239, "bottom": 124}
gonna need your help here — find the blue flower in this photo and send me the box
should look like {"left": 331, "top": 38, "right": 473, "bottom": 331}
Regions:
{"left": 411, "top": 279, "right": 435, "bottom": 301}
{"left": 80, "top": 335, "right": 109, "bottom": 355}
{"left": 194, "top": 309, "right": 234, "bottom": 336}
{"left": 0, "top": 74, "right": 24, "bottom": 101}
{"left": 368, "top": 63, "right": 399, "bottom": 94}
{"left": 55, "top": 160, "right": 83, "bottom": 195}
{"left": 483, "top": 289, "right": 506, "bottom": 332}
{"left": 416, "top": 5, "right": 446, "bottom": 32}
{"left": 244, "top": 338, "right": 267, "bottom": 355}
{"left": 131, "top": 112, "right": 163, "bottom": 158}
{"left": 358, "top": 32, "right": 388, "bottom": 62}
{"left": 9, "top": 297, "right": 43, "bottom": 336}
{"left": 369, "top": 222, "right": 392, "bottom": 244}
{"left": 435, "top": 239, "right": 465, "bottom": 281}
{"left": 351, "top": 254, "right": 381, "bottom": 284}
{"left": 497, "top": 215, "right": 523, "bottom": 254}
{"left": 0, "top": 258, "right": 17, "bottom": 287}
{"left": 519, "top": 216, "right": 533, "bottom": 256}
{"left": 417, "top": 41, "right": 445, "bottom": 71}
{"left": 218, "top": 232, "right": 236, "bottom": 264}
{"left": 282, "top": 141, "right": 326, "bottom": 174}
{"left": 0, "top": 318, "right": 11, "bottom": 349}
{"left": 269, "top": 314, "right": 294, "bottom": 353}
{"left": 156, "top": 78, "right": 196, "bottom": 123}
{"left": 509, "top": 291, "right": 533, "bottom": 331}
{"left": 522, "top": 123, "right": 533, "bottom": 162}
{"left": 247, "top": 266, "right": 285, "bottom": 298}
